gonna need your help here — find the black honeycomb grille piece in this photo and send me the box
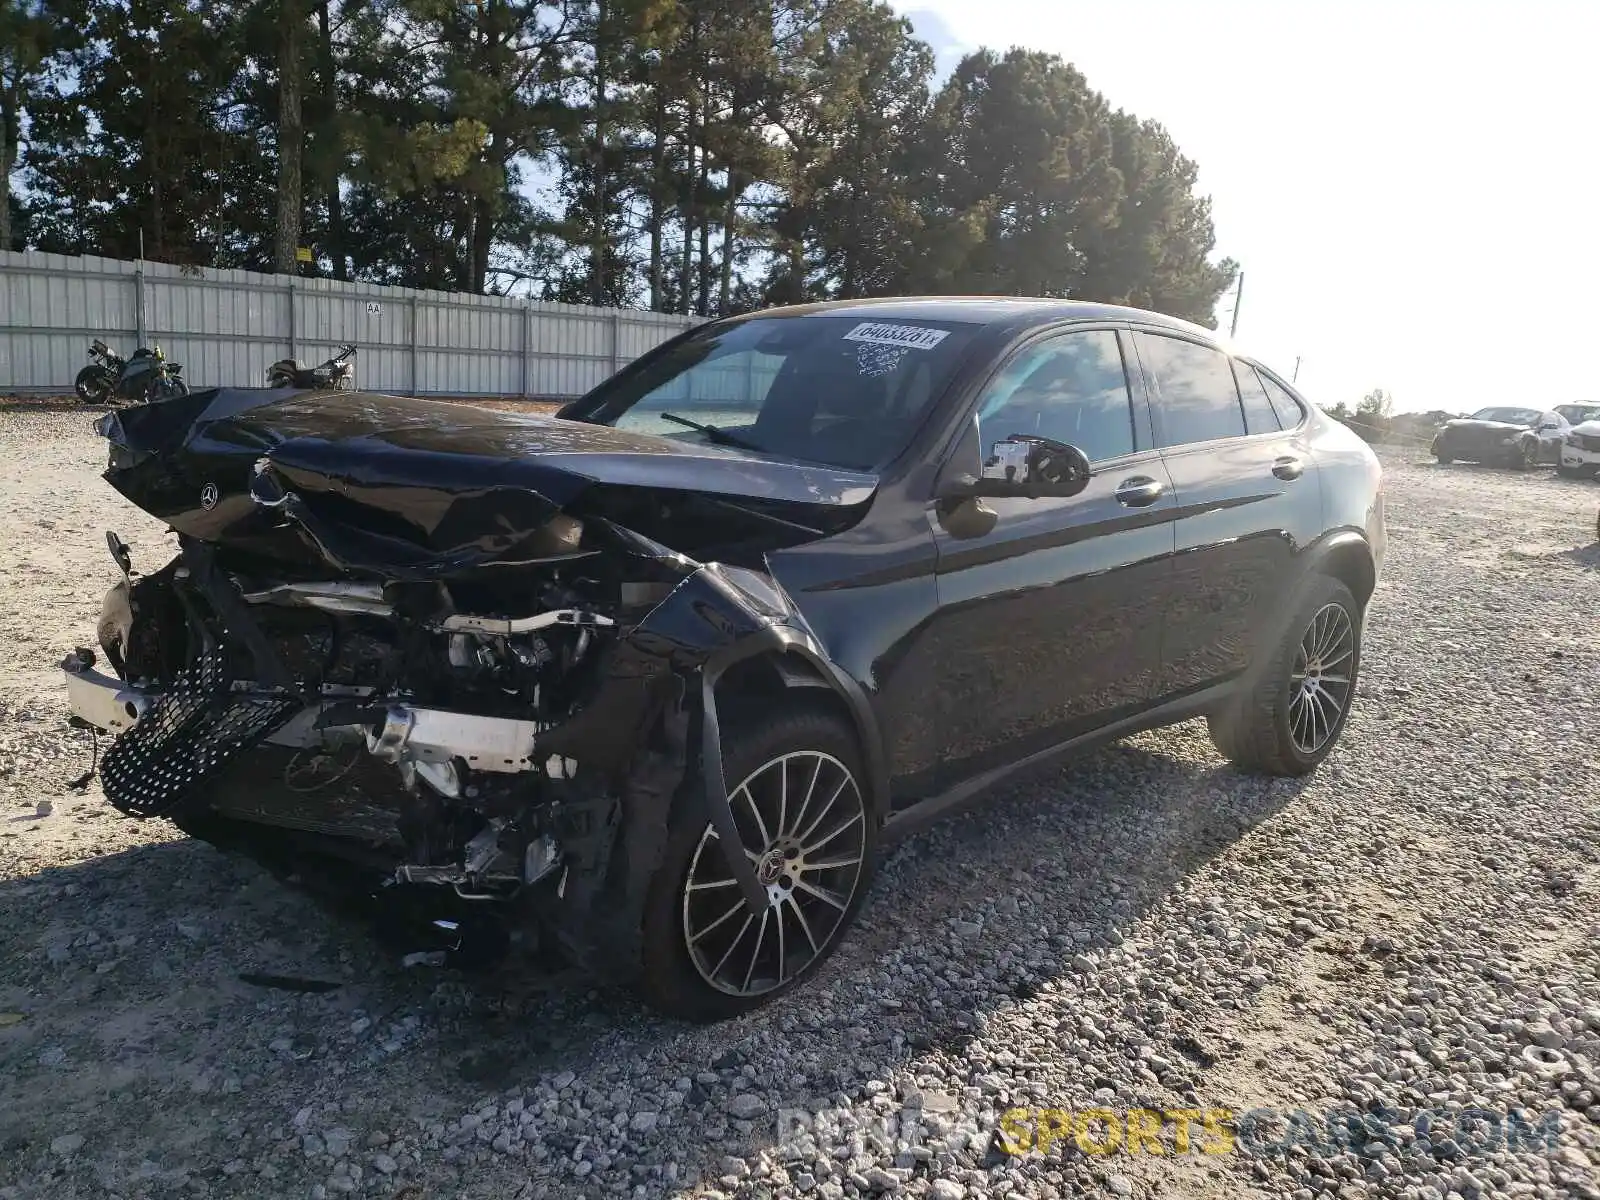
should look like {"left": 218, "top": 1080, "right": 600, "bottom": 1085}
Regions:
{"left": 101, "top": 649, "right": 301, "bottom": 819}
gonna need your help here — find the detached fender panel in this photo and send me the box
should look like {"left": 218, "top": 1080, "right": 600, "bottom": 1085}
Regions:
{"left": 534, "top": 554, "right": 886, "bottom": 983}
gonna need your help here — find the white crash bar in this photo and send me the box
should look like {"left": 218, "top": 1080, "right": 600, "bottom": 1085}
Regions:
{"left": 62, "top": 665, "right": 553, "bottom": 775}
{"left": 365, "top": 706, "right": 547, "bottom": 773}
{"left": 63, "top": 662, "right": 152, "bottom": 734}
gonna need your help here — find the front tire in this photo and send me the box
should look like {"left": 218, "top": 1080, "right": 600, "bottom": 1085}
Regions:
{"left": 637, "top": 702, "right": 877, "bottom": 1021}
{"left": 1208, "top": 576, "right": 1363, "bottom": 777}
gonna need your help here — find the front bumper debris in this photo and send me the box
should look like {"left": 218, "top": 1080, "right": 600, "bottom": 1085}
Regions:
{"left": 63, "top": 654, "right": 570, "bottom": 781}
{"left": 62, "top": 650, "right": 153, "bottom": 733}
{"left": 96, "top": 647, "right": 303, "bottom": 818}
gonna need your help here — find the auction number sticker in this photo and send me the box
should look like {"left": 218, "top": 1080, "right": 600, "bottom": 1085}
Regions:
{"left": 842, "top": 322, "right": 949, "bottom": 350}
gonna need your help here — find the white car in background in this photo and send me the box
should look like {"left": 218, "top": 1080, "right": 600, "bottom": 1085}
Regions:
{"left": 1556, "top": 404, "right": 1600, "bottom": 478}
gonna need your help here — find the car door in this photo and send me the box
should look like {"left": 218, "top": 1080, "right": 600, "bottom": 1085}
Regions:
{"left": 1128, "top": 330, "right": 1323, "bottom": 699}
{"left": 924, "top": 326, "right": 1180, "bottom": 790}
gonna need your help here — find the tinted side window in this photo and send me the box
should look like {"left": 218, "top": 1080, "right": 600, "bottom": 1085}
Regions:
{"left": 1258, "top": 373, "right": 1306, "bottom": 429}
{"left": 1136, "top": 333, "right": 1246, "bottom": 447}
{"left": 1234, "top": 363, "right": 1281, "bottom": 434}
{"left": 975, "top": 330, "right": 1135, "bottom": 462}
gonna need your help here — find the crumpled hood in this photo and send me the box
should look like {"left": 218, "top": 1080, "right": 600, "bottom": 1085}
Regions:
{"left": 1441, "top": 418, "right": 1531, "bottom": 434}
{"left": 97, "top": 388, "right": 878, "bottom": 577}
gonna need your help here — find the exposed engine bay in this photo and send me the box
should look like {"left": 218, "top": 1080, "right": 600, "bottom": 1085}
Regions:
{"left": 84, "top": 533, "right": 660, "bottom": 888}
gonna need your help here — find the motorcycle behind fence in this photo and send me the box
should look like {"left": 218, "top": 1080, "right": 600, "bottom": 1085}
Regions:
{"left": 266, "top": 344, "right": 357, "bottom": 390}
{"left": 74, "top": 340, "right": 189, "bottom": 405}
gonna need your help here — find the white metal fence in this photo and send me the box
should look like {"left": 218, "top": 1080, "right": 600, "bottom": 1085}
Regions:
{"left": 0, "top": 250, "right": 701, "bottom": 399}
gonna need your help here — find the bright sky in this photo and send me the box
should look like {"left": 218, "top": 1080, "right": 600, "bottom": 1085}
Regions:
{"left": 899, "top": 1, "right": 1600, "bottom": 414}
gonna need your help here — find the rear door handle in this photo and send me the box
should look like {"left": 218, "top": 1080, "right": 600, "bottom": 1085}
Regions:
{"left": 1272, "top": 455, "right": 1304, "bottom": 481}
{"left": 1114, "top": 476, "right": 1165, "bottom": 507}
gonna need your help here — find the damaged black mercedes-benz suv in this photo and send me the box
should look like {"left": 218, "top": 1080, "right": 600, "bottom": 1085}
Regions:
{"left": 61, "top": 298, "right": 1384, "bottom": 1019}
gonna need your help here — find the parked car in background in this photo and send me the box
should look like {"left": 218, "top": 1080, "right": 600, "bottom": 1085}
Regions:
{"left": 1559, "top": 409, "right": 1600, "bottom": 478}
{"left": 1430, "top": 406, "right": 1568, "bottom": 468}
{"left": 60, "top": 298, "right": 1384, "bottom": 1019}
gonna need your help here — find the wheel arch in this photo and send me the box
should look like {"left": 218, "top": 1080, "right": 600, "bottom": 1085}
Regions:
{"left": 711, "top": 642, "right": 890, "bottom": 824}
{"left": 1242, "top": 531, "right": 1375, "bottom": 691}
{"left": 1308, "top": 530, "right": 1377, "bottom": 608}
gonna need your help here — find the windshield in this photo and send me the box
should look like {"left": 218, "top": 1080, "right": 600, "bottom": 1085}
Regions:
{"left": 572, "top": 314, "right": 982, "bottom": 471}
{"left": 1469, "top": 406, "right": 1541, "bottom": 425}
{"left": 1556, "top": 404, "right": 1600, "bottom": 425}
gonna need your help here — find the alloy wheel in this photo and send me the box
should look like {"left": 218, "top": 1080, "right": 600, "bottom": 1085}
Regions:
{"left": 681, "top": 750, "right": 867, "bottom": 997}
{"left": 1288, "top": 602, "right": 1356, "bottom": 756}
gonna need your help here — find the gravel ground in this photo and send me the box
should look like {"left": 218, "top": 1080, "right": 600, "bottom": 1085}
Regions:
{"left": 1, "top": 408, "right": 1597, "bottom": 1200}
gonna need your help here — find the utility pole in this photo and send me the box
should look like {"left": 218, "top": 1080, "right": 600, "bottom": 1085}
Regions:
{"left": 1292, "top": 356, "right": 1302, "bottom": 383}
{"left": 1229, "top": 271, "right": 1245, "bottom": 338}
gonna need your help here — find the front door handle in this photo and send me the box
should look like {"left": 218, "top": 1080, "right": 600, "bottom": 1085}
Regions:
{"left": 1114, "top": 476, "right": 1165, "bottom": 507}
{"left": 1272, "top": 455, "right": 1304, "bottom": 481}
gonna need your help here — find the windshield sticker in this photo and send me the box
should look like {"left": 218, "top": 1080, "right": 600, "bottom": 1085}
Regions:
{"left": 855, "top": 343, "right": 908, "bottom": 378}
{"left": 842, "top": 322, "right": 950, "bottom": 351}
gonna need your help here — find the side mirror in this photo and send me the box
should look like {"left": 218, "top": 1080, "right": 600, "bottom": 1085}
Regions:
{"left": 943, "top": 435, "right": 1092, "bottom": 501}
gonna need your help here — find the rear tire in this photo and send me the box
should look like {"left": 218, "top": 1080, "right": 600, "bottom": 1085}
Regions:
{"left": 1208, "top": 576, "right": 1363, "bottom": 777}
{"left": 1434, "top": 453, "right": 1452, "bottom": 464}
{"left": 637, "top": 702, "right": 876, "bottom": 1021}
{"left": 74, "top": 366, "right": 110, "bottom": 405}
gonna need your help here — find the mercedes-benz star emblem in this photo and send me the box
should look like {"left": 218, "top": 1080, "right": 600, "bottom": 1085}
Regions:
{"left": 200, "top": 483, "right": 219, "bottom": 510}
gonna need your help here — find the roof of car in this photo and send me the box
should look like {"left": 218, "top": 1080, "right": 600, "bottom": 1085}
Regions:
{"left": 729, "top": 296, "right": 1223, "bottom": 341}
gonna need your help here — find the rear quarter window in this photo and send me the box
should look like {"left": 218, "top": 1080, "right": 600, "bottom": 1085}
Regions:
{"left": 1234, "top": 363, "right": 1282, "bottom": 435}
{"left": 1258, "top": 371, "right": 1307, "bottom": 429}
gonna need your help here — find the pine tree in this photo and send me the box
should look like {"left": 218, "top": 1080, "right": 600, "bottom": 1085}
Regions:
{"left": 23, "top": 0, "right": 252, "bottom": 263}
{"left": 0, "top": 0, "right": 53, "bottom": 251}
